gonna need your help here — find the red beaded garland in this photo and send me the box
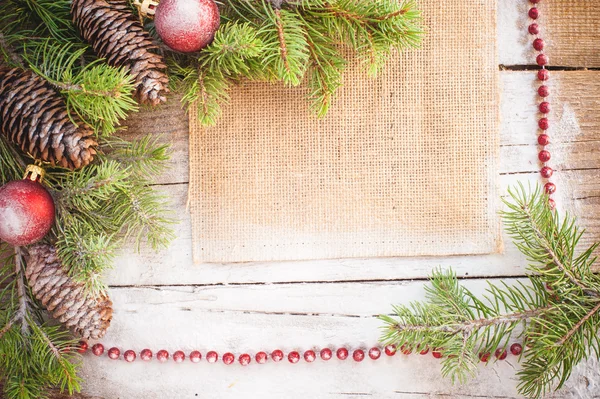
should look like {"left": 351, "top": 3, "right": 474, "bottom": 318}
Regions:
{"left": 157, "top": 350, "right": 169, "bottom": 363}
{"left": 92, "top": 343, "right": 104, "bottom": 356}
{"left": 419, "top": 347, "right": 429, "bottom": 355}
{"left": 384, "top": 344, "right": 397, "bottom": 356}
{"left": 223, "top": 352, "right": 235, "bottom": 365}
{"left": 173, "top": 350, "right": 185, "bottom": 363}
{"left": 190, "top": 350, "right": 202, "bottom": 363}
{"left": 353, "top": 349, "right": 365, "bottom": 362}
{"left": 538, "top": 134, "right": 550, "bottom": 146}
{"left": 538, "top": 150, "right": 551, "bottom": 162}
{"left": 320, "top": 348, "right": 333, "bottom": 361}
{"left": 239, "top": 353, "right": 251, "bottom": 366}
{"left": 206, "top": 351, "right": 218, "bottom": 363}
{"left": 537, "top": 85, "right": 549, "bottom": 97}
{"left": 540, "top": 166, "right": 553, "bottom": 178}
{"left": 548, "top": 198, "right": 556, "bottom": 210}
{"left": 124, "top": 350, "right": 136, "bottom": 363}
{"left": 528, "top": 23, "right": 539, "bottom": 35}
{"left": 533, "top": 38, "right": 545, "bottom": 51}
{"left": 77, "top": 341, "right": 88, "bottom": 354}
{"left": 255, "top": 351, "right": 268, "bottom": 364}
{"left": 544, "top": 182, "right": 556, "bottom": 194}
{"left": 495, "top": 348, "right": 508, "bottom": 360}
{"left": 368, "top": 347, "right": 381, "bottom": 360}
{"left": 400, "top": 345, "right": 412, "bottom": 355}
{"left": 432, "top": 349, "right": 443, "bottom": 359}
{"left": 108, "top": 347, "right": 120, "bottom": 360}
{"left": 288, "top": 351, "right": 300, "bottom": 364}
{"left": 510, "top": 343, "right": 523, "bottom": 356}
{"left": 537, "top": 69, "right": 549, "bottom": 81}
{"left": 538, "top": 117, "right": 549, "bottom": 130}
{"left": 304, "top": 350, "right": 316, "bottom": 363}
{"left": 539, "top": 101, "right": 550, "bottom": 114}
{"left": 479, "top": 352, "right": 490, "bottom": 362}
{"left": 536, "top": 54, "right": 548, "bottom": 66}
{"left": 271, "top": 349, "right": 284, "bottom": 362}
{"left": 336, "top": 347, "right": 349, "bottom": 360}
{"left": 140, "top": 349, "right": 152, "bottom": 361}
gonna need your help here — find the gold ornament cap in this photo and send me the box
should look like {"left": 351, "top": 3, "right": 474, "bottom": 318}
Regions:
{"left": 24, "top": 164, "right": 45, "bottom": 183}
{"left": 133, "top": 0, "right": 159, "bottom": 19}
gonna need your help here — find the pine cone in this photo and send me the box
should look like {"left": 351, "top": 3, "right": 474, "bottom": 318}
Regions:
{"left": 26, "top": 244, "right": 113, "bottom": 340}
{"left": 71, "top": 0, "right": 169, "bottom": 106}
{"left": 0, "top": 67, "right": 98, "bottom": 170}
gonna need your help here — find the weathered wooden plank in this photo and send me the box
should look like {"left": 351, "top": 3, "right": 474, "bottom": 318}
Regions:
{"left": 79, "top": 281, "right": 598, "bottom": 399}
{"left": 498, "top": 0, "right": 600, "bottom": 68}
{"left": 106, "top": 71, "right": 600, "bottom": 285}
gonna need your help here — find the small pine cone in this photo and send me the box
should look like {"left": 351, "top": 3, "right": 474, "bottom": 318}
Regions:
{"left": 71, "top": 0, "right": 169, "bottom": 105}
{"left": 26, "top": 244, "right": 113, "bottom": 340}
{"left": 0, "top": 67, "right": 98, "bottom": 170}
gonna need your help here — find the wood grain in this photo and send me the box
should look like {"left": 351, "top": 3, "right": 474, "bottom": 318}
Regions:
{"left": 498, "top": 0, "right": 600, "bottom": 67}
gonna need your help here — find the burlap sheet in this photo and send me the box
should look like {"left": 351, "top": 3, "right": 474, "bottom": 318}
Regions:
{"left": 189, "top": 0, "right": 501, "bottom": 263}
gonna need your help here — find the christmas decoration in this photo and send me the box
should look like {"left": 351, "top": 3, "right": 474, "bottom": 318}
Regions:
{"left": 155, "top": 0, "right": 220, "bottom": 53}
{"left": 71, "top": 0, "right": 170, "bottom": 105}
{"left": 0, "top": 67, "right": 98, "bottom": 169}
{"left": 0, "top": 166, "right": 55, "bottom": 246}
{"left": 26, "top": 244, "right": 113, "bottom": 340}
{"left": 133, "top": 0, "right": 160, "bottom": 20}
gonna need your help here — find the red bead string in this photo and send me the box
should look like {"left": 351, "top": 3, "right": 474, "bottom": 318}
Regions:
{"left": 80, "top": 341, "right": 524, "bottom": 366}
{"left": 528, "top": 0, "right": 556, "bottom": 208}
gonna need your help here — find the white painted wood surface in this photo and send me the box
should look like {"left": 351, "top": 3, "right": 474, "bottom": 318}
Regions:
{"left": 81, "top": 1, "right": 600, "bottom": 398}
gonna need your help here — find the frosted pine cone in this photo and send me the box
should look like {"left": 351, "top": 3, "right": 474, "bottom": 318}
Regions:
{"left": 71, "top": 0, "right": 169, "bottom": 105}
{"left": 26, "top": 244, "right": 113, "bottom": 340}
{"left": 0, "top": 66, "right": 98, "bottom": 169}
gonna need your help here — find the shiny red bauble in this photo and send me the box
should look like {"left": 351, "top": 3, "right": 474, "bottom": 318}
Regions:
{"left": 0, "top": 178, "right": 55, "bottom": 246}
{"left": 155, "top": 0, "right": 220, "bottom": 53}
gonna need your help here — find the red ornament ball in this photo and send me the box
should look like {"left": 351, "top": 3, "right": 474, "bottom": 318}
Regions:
{"left": 538, "top": 150, "right": 551, "bottom": 163}
{"left": 288, "top": 351, "right": 300, "bottom": 364}
{"left": 206, "top": 351, "right": 218, "bottom": 363}
{"left": 157, "top": 349, "right": 169, "bottom": 363}
{"left": 320, "top": 348, "right": 333, "bottom": 361}
{"left": 400, "top": 345, "right": 412, "bottom": 355}
{"left": 336, "top": 347, "right": 349, "bottom": 360}
{"left": 108, "top": 347, "right": 120, "bottom": 360}
{"left": 510, "top": 343, "right": 523, "bottom": 356}
{"left": 352, "top": 349, "right": 365, "bottom": 362}
{"left": 538, "top": 134, "right": 550, "bottom": 146}
{"left": 124, "top": 350, "right": 136, "bottom": 363}
{"left": 479, "top": 352, "right": 490, "bottom": 362}
{"left": 173, "top": 350, "right": 185, "bottom": 363}
{"left": 239, "top": 353, "right": 251, "bottom": 366}
{"left": 155, "top": 0, "right": 220, "bottom": 53}
{"left": 0, "top": 178, "right": 55, "bottom": 246}
{"left": 528, "top": 7, "right": 539, "bottom": 19}
{"left": 528, "top": 23, "right": 540, "bottom": 35}
{"left": 271, "top": 349, "right": 284, "bottom": 362}
{"left": 544, "top": 182, "right": 556, "bottom": 194}
{"left": 540, "top": 166, "right": 553, "bottom": 178}
{"left": 368, "top": 347, "right": 381, "bottom": 360}
{"left": 223, "top": 352, "right": 235, "bottom": 365}
{"left": 538, "top": 85, "right": 550, "bottom": 98}
{"left": 92, "top": 343, "right": 104, "bottom": 356}
{"left": 432, "top": 349, "right": 443, "bottom": 359}
{"left": 538, "top": 117, "right": 549, "bottom": 130}
{"left": 384, "top": 344, "right": 397, "bottom": 356}
{"left": 495, "top": 348, "right": 507, "bottom": 360}
{"left": 303, "top": 350, "right": 316, "bottom": 363}
{"left": 538, "top": 69, "right": 549, "bottom": 81}
{"left": 255, "top": 351, "right": 268, "bottom": 364}
{"left": 533, "top": 38, "right": 545, "bottom": 51}
{"left": 77, "top": 341, "right": 88, "bottom": 354}
{"left": 190, "top": 350, "right": 202, "bottom": 363}
{"left": 140, "top": 349, "right": 153, "bottom": 361}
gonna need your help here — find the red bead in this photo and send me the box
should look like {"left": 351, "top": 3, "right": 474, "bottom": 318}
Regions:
{"left": 77, "top": 341, "right": 88, "bottom": 354}
{"left": 239, "top": 353, "right": 251, "bottom": 366}
{"left": 108, "top": 347, "right": 120, "bottom": 360}
{"left": 320, "top": 348, "right": 333, "bottom": 361}
{"left": 432, "top": 349, "right": 443, "bottom": 358}
{"left": 528, "top": 7, "right": 539, "bottom": 19}
{"left": 271, "top": 349, "right": 284, "bottom": 362}
{"left": 538, "top": 118, "right": 549, "bottom": 130}
{"left": 189, "top": 350, "right": 202, "bottom": 363}
{"left": 479, "top": 352, "right": 490, "bottom": 362}
{"left": 173, "top": 350, "right": 185, "bottom": 363}
{"left": 533, "top": 38, "right": 545, "bottom": 51}
{"left": 548, "top": 198, "right": 556, "bottom": 210}
{"left": 419, "top": 347, "right": 429, "bottom": 355}
{"left": 384, "top": 344, "right": 397, "bottom": 356}
{"left": 536, "top": 54, "right": 549, "bottom": 66}
{"left": 140, "top": 349, "right": 152, "bottom": 361}
{"left": 528, "top": 23, "right": 540, "bottom": 35}
{"left": 157, "top": 350, "right": 169, "bottom": 363}
{"left": 368, "top": 347, "right": 381, "bottom": 360}
{"left": 538, "top": 69, "right": 549, "bottom": 81}
{"left": 336, "top": 348, "right": 349, "bottom": 360}
{"left": 538, "top": 134, "right": 550, "bottom": 146}
{"left": 495, "top": 348, "right": 508, "bottom": 360}
{"left": 304, "top": 350, "right": 316, "bottom": 363}
{"left": 400, "top": 345, "right": 412, "bottom": 355}
{"left": 540, "top": 166, "right": 553, "bottom": 178}
{"left": 223, "top": 353, "right": 235, "bottom": 365}
{"left": 544, "top": 182, "right": 556, "bottom": 194}
{"left": 255, "top": 351, "right": 268, "bottom": 364}
{"left": 92, "top": 343, "right": 104, "bottom": 356}
{"left": 538, "top": 85, "right": 549, "bottom": 97}
{"left": 206, "top": 351, "right": 218, "bottom": 363}
{"left": 538, "top": 150, "right": 551, "bottom": 162}
{"left": 510, "top": 343, "right": 523, "bottom": 356}
{"left": 539, "top": 102, "right": 551, "bottom": 114}
{"left": 288, "top": 351, "right": 300, "bottom": 364}
{"left": 353, "top": 349, "right": 365, "bottom": 362}
{"left": 124, "top": 350, "right": 136, "bottom": 363}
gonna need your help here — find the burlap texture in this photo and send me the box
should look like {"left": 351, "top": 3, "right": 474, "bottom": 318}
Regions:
{"left": 189, "top": 0, "right": 501, "bottom": 263}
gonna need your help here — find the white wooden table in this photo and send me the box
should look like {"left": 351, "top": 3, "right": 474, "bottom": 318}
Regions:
{"left": 77, "top": 1, "right": 600, "bottom": 398}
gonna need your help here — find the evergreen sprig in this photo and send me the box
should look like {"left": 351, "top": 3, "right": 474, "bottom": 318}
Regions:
{"left": 380, "top": 184, "right": 600, "bottom": 398}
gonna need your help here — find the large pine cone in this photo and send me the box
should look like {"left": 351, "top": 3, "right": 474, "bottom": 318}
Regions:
{"left": 0, "top": 67, "right": 98, "bottom": 170}
{"left": 71, "top": 0, "right": 169, "bottom": 106}
{"left": 26, "top": 244, "right": 113, "bottom": 340}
